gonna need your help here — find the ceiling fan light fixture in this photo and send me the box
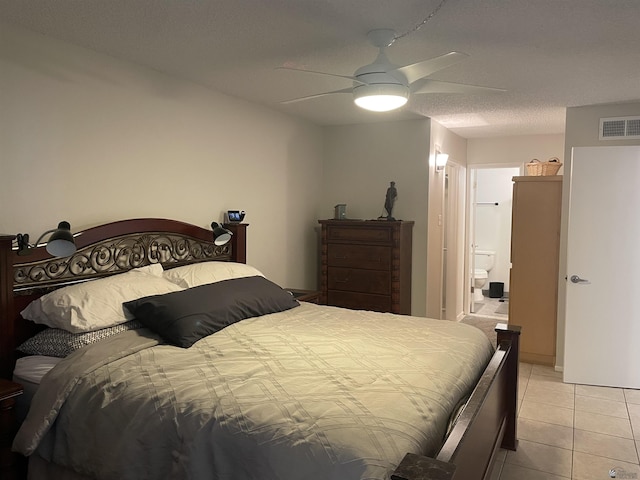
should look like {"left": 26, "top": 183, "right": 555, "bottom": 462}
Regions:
{"left": 353, "top": 84, "right": 409, "bottom": 112}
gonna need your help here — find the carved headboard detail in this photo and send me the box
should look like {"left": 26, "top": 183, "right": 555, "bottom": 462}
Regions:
{"left": 14, "top": 232, "right": 231, "bottom": 291}
{"left": 0, "top": 218, "right": 248, "bottom": 378}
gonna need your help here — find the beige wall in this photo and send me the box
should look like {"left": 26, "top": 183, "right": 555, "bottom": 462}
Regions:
{"left": 322, "top": 120, "right": 431, "bottom": 316}
{"left": 467, "top": 134, "right": 566, "bottom": 168}
{"left": 557, "top": 102, "right": 640, "bottom": 368}
{"left": 0, "top": 23, "right": 324, "bottom": 289}
{"left": 321, "top": 119, "right": 467, "bottom": 318}
{"left": 5, "top": 22, "right": 547, "bottom": 320}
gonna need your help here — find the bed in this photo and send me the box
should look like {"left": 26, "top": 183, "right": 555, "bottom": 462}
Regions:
{"left": 0, "top": 218, "right": 520, "bottom": 480}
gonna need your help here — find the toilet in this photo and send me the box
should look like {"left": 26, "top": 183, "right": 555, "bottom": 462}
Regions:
{"left": 473, "top": 250, "right": 496, "bottom": 302}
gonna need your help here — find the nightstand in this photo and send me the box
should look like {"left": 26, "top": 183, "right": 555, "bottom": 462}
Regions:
{"left": 287, "top": 288, "right": 321, "bottom": 304}
{"left": 0, "top": 379, "right": 23, "bottom": 472}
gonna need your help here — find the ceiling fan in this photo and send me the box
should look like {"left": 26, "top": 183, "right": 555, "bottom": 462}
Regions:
{"left": 279, "top": 29, "right": 504, "bottom": 112}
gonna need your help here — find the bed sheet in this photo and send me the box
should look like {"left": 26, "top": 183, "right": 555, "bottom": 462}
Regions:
{"left": 13, "top": 355, "right": 63, "bottom": 422}
{"left": 14, "top": 303, "right": 493, "bottom": 480}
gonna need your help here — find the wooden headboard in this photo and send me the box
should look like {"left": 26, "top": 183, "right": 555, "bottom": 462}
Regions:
{"left": 0, "top": 218, "right": 248, "bottom": 379}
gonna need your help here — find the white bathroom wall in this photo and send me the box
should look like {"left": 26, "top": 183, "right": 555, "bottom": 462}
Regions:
{"left": 474, "top": 167, "right": 520, "bottom": 293}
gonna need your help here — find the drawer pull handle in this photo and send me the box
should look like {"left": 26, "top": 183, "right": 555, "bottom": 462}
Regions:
{"left": 335, "top": 277, "right": 350, "bottom": 283}
{"left": 335, "top": 255, "right": 349, "bottom": 259}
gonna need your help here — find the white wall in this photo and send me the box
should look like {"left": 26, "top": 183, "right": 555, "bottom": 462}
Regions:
{"left": 0, "top": 23, "right": 324, "bottom": 289}
{"left": 322, "top": 119, "right": 431, "bottom": 316}
{"left": 474, "top": 167, "right": 520, "bottom": 293}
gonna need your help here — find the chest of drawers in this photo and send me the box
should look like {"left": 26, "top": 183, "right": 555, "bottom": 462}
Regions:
{"left": 319, "top": 220, "right": 413, "bottom": 314}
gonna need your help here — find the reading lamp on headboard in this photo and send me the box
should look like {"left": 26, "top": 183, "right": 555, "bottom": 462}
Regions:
{"left": 15, "top": 221, "right": 77, "bottom": 258}
{"left": 211, "top": 222, "right": 232, "bottom": 246}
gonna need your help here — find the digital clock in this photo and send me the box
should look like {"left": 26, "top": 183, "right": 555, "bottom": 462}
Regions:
{"left": 225, "top": 210, "right": 245, "bottom": 223}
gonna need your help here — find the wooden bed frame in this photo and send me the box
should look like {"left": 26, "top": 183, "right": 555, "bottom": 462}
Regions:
{"left": 0, "top": 218, "right": 519, "bottom": 480}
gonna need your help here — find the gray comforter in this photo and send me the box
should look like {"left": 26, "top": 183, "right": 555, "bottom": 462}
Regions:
{"left": 14, "top": 303, "right": 493, "bottom": 480}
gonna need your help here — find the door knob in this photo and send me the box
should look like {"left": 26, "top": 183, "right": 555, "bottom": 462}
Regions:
{"left": 570, "top": 275, "right": 589, "bottom": 284}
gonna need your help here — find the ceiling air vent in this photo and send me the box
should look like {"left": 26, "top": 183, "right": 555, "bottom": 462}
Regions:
{"left": 599, "top": 116, "right": 640, "bottom": 140}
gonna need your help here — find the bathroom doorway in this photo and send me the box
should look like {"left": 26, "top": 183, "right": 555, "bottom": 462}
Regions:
{"left": 467, "top": 165, "right": 521, "bottom": 319}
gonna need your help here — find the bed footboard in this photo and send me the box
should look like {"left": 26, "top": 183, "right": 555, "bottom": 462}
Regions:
{"left": 392, "top": 324, "right": 521, "bottom": 480}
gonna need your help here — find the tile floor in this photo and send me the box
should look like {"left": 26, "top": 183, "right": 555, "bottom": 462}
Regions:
{"left": 491, "top": 363, "right": 640, "bottom": 480}
{"left": 473, "top": 296, "right": 509, "bottom": 320}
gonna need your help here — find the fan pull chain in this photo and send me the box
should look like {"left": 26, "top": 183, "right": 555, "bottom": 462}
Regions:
{"left": 393, "top": 0, "right": 450, "bottom": 43}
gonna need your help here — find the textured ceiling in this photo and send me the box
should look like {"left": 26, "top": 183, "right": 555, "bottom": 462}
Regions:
{"left": 1, "top": 0, "right": 639, "bottom": 138}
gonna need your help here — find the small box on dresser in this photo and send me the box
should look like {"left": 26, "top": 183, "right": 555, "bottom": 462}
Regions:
{"left": 319, "top": 219, "right": 413, "bottom": 314}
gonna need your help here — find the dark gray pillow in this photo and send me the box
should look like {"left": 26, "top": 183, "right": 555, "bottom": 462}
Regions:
{"left": 124, "top": 276, "right": 299, "bottom": 348}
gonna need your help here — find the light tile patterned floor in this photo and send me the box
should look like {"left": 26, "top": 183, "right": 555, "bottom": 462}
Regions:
{"left": 490, "top": 363, "right": 640, "bottom": 480}
{"left": 472, "top": 296, "right": 509, "bottom": 320}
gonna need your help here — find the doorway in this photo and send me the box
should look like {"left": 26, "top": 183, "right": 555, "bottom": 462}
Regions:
{"left": 466, "top": 165, "right": 521, "bottom": 318}
{"left": 440, "top": 161, "right": 466, "bottom": 320}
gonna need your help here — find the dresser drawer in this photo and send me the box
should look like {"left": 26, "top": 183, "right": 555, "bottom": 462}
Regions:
{"left": 328, "top": 291, "right": 391, "bottom": 313}
{"left": 326, "top": 225, "right": 393, "bottom": 245}
{"left": 327, "top": 267, "right": 390, "bottom": 295}
{"left": 327, "top": 244, "right": 391, "bottom": 270}
{"left": 319, "top": 219, "right": 413, "bottom": 315}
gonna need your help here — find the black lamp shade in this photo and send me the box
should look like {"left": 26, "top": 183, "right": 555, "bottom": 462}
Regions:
{"left": 15, "top": 221, "right": 76, "bottom": 258}
{"left": 45, "top": 221, "right": 76, "bottom": 257}
{"left": 211, "top": 222, "right": 233, "bottom": 246}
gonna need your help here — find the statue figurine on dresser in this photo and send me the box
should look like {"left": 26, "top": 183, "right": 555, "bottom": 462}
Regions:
{"left": 383, "top": 181, "right": 397, "bottom": 221}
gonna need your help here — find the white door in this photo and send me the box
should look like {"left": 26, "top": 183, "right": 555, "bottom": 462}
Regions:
{"left": 564, "top": 146, "right": 640, "bottom": 388}
{"left": 442, "top": 162, "right": 466, "bottom": 320}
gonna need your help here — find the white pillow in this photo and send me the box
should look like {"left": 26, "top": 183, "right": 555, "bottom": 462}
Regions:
{"left": 163, "top": 261, "right": 264, "bottom": 288}
{"left": 21, "top": 264, "right": 183, "bottom": 333}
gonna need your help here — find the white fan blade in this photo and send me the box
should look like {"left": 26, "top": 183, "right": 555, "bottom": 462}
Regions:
{"left": 276, "top": 66, "right": 367, "bottom": 86}
{"left": 281, "top": 88, "right": 353, "bottom": 104}
{"left": 411, "top": 78, "right": 506, "bottom": 94}
{"left": 394, "top": 52, "right": 469, "bottom": 84}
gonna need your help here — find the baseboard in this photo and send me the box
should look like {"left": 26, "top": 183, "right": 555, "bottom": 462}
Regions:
{"left": 520, "top": 351, "right": 555, "bottom": 366}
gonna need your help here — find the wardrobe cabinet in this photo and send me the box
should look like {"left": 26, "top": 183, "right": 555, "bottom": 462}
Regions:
{"left": 319, "top": 220, "right": 413, "bottom": 314}
{"left": 509, "top": 176, "right": 562, "bottom": 366}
